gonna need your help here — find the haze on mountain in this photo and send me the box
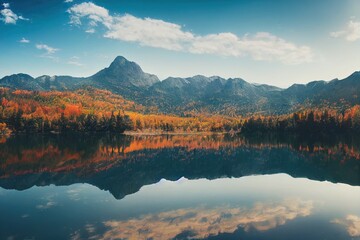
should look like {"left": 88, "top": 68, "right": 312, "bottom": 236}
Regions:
{"left": 1, "top": 56, "right": 359, "bottom": 115}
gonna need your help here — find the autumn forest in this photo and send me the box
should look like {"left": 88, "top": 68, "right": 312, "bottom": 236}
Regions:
{"left": 1, "top": 87, "right": 360, "bottom": 136}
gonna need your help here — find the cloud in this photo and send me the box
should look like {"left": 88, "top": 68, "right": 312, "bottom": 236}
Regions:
{"left": 85, "top": 28, "right": 95, "bottom": 34}
{"left": 104, "top": 13, "right": 194, "bottom": 51}
{"left": 93, "top": 199, "right": 313, "bottom": 240}
{"left": 189, "top": 32, "right": 313, "bottom": 64}
{"left": 1, "top": 8, "right": 18, "bottom": 24}
{"left": 67, "top": 2, "right": 313, "bottom": 64}
{"left": 36, "top": 44, "right": 59, "bottom": 60}
{"left": 18, "top": 15, "right": 29, "bottom": 21}
{"left": 1, "top": 3, "right": 29, "bottom": 24}
{"left": 67, "top": 56, "right": 84, "bottom": 66}
{"left": 67, "top": 2, "right": 112, "bottom": 27}
{"left": 19, "top": 37, "right": 30, "bottom": 43}
{"left": 68, "top": 61, "right": 84, "bottom": 66}
{"left": 331, "top": 20, "right": 360, "bottom": 42}
{"left": 332, "top": 215, "right": 360, "bottom": 237}
{"left": 64, "top": 0, "right": 73, "bottom": 2}
{"left": 36, "top": 44, "right": 59, "bottom": 54}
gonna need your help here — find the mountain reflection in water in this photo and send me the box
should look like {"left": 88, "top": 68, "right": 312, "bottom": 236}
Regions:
{"left": 0, "top": 133, "right": 360, "bottom": 240}
{"left": 0, "top": 133, "right": 359, "bottom": 199}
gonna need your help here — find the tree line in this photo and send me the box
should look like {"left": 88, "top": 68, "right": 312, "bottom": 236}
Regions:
{"left": 1, "top": 110, "right": 133, "bottom": 133}
{"left": 241, "top": 106, "right": 360, "bottom": 135}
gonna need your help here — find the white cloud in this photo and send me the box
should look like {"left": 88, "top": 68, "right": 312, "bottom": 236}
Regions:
{"left": 85, "top": 28, "right": 95, "bottom": 34}
{"left": 1, "top": 8, "right": 18, "bottom": 24}
{"left": 36, "top": 44, "right": 59, "bottom": 54}
{"left": 189, "top": 32, "right": 313, "bottom": 64}
{"left": 104, "top": 14, "right": 194, "bottom": 51}
{"left": 67, "top": 2, "right": 112, "bottom": 27}
{"left": 1, "top": 3, "right": 29, "bottom": 24}
{"left": 36, "top": 44, "right": 59, "bottom": 61}
{"left": 331, "top": 20, "right": 360, "bottom": 42}
{"left": 19, "top": 37, "right": 30, "bottom": 43}
{"left": 67, "top": 61, "right": 84, "bottom": 66}
{"left": 18, "top": 15, "right": 29, "bottom": 21}
{"left": 67, "top": 2, "right": 313, "bottom": 65}
{"left": 190, "top": 33, "right": 241, "bottom": 57}
{"left": 64, "top": 0, "right": 73, "bottom": 2}
{"left": 67, "top": 56, "right": 84, "bottom": 66}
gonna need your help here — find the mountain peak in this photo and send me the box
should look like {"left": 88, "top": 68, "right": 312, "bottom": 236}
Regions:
{"left": 90, "top": 56, "right": 159, "bottom": 90}
{"left": 6, "top": 73, "right": 34, "bottom": 79}
{"left": 0, "top": 73, "right": 40, "bottom": 90}
{"left": 109, "top": 56, "right": 132, "bottom": 68}
{"left": 108, "top": 56, "right": 143, "bottom": 74}
{"left": 111, "top": 56, "right": 128, "bottom": 66}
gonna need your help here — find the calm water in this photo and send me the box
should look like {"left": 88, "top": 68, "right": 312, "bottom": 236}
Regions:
{"left": 0, "top": 133, "right": 360, "bottom": 240}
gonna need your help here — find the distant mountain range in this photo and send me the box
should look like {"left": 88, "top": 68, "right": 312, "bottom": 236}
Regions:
{"left": 1, "top": 56, "right": 360, "bottom": 115}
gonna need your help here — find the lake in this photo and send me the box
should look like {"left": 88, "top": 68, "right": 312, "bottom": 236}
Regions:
{"left": 0, "top": 133, "right": 360, "bottom": 240}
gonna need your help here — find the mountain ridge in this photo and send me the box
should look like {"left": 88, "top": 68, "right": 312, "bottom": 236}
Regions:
{"left": 1, "top": 56, "right": 360, "bottom": 115}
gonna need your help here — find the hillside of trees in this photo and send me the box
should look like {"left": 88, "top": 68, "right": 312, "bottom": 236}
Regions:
{"left": 0, "top": 87, "right": 136, "bottom": 133}
{"left": 241, "top": 106, "right": 360, "bottom": 135}
{"left": 1, "top": 87, "right": 360, "bottom": 135}
{"left": 0, "top": 87, "right": 240, "bottom": 133}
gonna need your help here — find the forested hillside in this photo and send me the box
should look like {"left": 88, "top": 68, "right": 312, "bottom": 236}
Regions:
{"left": 0, "top": 87, "right": 241, "bottom": 133}
{"left": 1, "top": 87, "right": 360, "bottom": 135}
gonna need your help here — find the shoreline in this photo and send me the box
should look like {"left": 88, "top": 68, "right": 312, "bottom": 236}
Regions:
{"left": 123, "top": 131, "right": 228, "bottom": 136}
{"left": 3, "top": 131, "right": 229, "bottom": 137}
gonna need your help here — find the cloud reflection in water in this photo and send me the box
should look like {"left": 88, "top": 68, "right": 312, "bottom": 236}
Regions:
{"left": 332, "top": 215, "right": 360, "bottom": 237}
{"left": 97, "top": 198, "right": 313, "bottom": 239}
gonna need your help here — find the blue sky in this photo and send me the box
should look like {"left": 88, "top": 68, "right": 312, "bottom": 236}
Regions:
{"left": 0, "top": 0, "right": 360, "bottom": 87}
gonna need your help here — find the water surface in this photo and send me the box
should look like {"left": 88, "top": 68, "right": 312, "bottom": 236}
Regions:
{"left": 0, "top": 133, "right": 359, "bottom": 239}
